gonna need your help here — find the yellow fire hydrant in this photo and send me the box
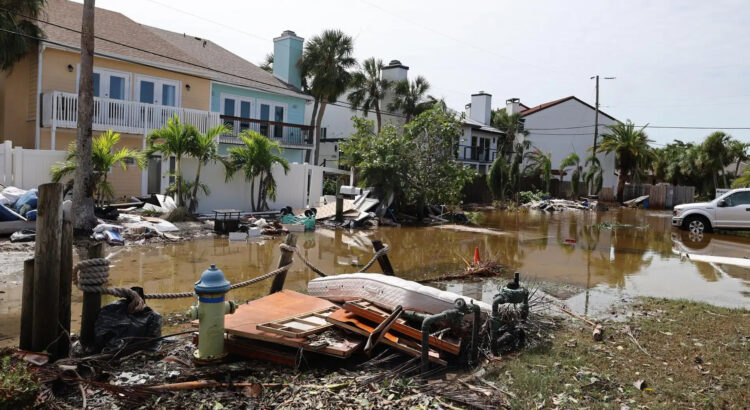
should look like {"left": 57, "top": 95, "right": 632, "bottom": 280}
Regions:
{"left": 188, "top": 264, "right": 236, "bottom": 362}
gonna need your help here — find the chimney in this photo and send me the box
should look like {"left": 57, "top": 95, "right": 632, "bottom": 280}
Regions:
{"left": 506, "top": 98, "right": 521, "bottom": 116}
{"left": 470, "top": 92, "right": 492, "bottom": 125}
{"left": 273, "top": 30, "right": 304, "bottom": 89}
{"left": 381, "top": 60, "right": 409, "bottom": 111}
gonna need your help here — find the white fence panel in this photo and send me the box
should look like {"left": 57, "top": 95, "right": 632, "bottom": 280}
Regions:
{"left": 0, "top": 140, "right": 11, "bottom": 186}
{"left": 0, "top": 144, "right": 67, "bottom": 190}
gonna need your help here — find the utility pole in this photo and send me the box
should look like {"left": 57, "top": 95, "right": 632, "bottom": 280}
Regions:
{"left": 589, "top": 75, "right": 615, "bottom": 196}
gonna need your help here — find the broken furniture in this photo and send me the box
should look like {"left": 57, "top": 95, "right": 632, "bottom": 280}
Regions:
{"left": 213, "top": 209, "right": 241, "bottom": 234}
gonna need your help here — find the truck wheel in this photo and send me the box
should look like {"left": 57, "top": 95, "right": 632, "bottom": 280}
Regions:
{"left": 683, "top": 215, "right": 712, "bottom": 234}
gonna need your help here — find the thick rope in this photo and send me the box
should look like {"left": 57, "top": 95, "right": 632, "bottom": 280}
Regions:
{"left": 280, "top": 242, "right": 389, "bottom": 277}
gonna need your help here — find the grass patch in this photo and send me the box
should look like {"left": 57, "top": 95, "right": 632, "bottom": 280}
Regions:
{"left": 0, "top": 352, "right": 40, "bottom": 408}
{"left": 487, "top": 298, "right": 750, "bottom": 408}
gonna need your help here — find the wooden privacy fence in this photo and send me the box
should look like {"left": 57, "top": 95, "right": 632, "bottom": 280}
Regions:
{"left": 598, "top": 183, "right": 695, "bottom": 209}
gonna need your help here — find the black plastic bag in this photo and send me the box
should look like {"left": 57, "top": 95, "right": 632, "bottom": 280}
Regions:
{"left": 94, "top": 298, "right": 162, "bottom": 353}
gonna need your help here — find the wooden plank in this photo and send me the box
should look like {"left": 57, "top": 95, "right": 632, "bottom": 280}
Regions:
{"left": 257, "top": 307, "right": 336, "bottom": 338}
{"left": 57, "top": 220, "right": 73, "bottom": 359}
{"left": 327, "top": 308, "right": 446, "bottom": 365}
{"left": 225, "top": 336, "right": 297, "bottom": 367}
{"left": 222, "top": 290, "right": 360, "bottom": 358}
{"left": 343, "top": 301, "right": 461, "bottom": 355}
{"left": 296, "top": 199, "right": 355, "bottom": 220}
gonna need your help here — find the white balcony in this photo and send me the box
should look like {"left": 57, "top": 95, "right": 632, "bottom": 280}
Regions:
{"left": 42, "top": 91, "right": 221, "bottom": 136}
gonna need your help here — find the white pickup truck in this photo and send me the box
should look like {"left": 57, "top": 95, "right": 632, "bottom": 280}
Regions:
{"left": 672, "top": 188, "right": 750, "bottom": 234}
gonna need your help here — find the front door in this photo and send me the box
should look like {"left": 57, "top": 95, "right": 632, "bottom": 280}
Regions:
{"left": 147, "top": 156, "right": 162, "bottom": 194}
{"left": 716, "top": 191, "right": 750, "bottom": 228}
{"left": 91, "top": 69, "right": 129, "bottom": 125}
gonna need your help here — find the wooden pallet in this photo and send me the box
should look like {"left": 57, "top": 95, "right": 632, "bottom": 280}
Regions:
{"left": 342, "top": 300, "right": 461, "bottom": 355}
{"left": 257, "top": 306, "right": 337, "bottom": 338}
{"left": 327, "top": 308, "right": 447, "bottom": 366}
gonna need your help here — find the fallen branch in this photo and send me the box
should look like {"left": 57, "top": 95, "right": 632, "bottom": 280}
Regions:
{"left": 147, "top": 380, "right": 351, "bottom": 392}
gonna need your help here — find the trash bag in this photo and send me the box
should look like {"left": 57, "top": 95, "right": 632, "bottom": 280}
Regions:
{"left": 94, "top": 298, "right": 162, "bottom": 353}
{"left": 10, "top": 229, "right": 36, "bottom": 243}
{"left": 13, "top": 189, "right": 38, "bottom": 215}
{"left": 95, "top": 206, "right": 120, "bottom": 221}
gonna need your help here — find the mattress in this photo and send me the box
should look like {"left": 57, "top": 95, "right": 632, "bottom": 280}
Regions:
{"left": 307, "top": 273, "right": 492, "bottom": 315}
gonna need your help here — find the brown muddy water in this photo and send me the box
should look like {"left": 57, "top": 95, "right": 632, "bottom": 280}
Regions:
{"left": 1, "top": 208, "right": 749, "bottom": 342}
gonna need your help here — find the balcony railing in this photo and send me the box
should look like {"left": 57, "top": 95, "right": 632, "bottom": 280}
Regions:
{"left": 42, "top": 91, "right": 221, "bottom": 135}
{"left": 460, "top": 146, "right": 497, "bottom": 163}
{"left": 218, "top": 115, "right": 313, "bottom": 147}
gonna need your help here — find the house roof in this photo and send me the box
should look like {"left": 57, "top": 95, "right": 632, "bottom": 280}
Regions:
{"left": 463, "top": 116, "right": 504, "bottom": 135}
{"left": 520, "top": 96, "right": 618, "bottom": 122}
{"left": 38, "top": 0, "right": 309, "bottom": 99}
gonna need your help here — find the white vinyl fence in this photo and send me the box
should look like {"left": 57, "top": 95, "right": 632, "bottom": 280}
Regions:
{"left": 0, "top": 141, "right": 67, "bottom": 189}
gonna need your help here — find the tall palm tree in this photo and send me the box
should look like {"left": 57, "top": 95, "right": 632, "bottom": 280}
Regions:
{"left": 583, "top": 155, "right": 603, "bottom": 195}
{"left": 701, "top": 131, "right": 731, "bottom": 191}
{"left": 259, "top": 53, "right": 273, "bottom": 73}
{"left": 491, "top": 110, "right": 529, "bottom": 155}
{"left": 726, "top": 139, "right": 749, "bottom": 178}
{"left": 188, "top": 124, "right": 229, "bottom": 213}
{"left": 51, "top": 130, "right": 145, "bottom": 205}
{"left": 596, "top": 120, "right": 653, "bottom": 202}
{"left": 347, "top": 57, "right": 390, "bottom": 132}
{"left": 298, "top": 29, "right": 356, "bottom": 165}
{"left": 523, "top": 148, "right": 552, "bottom": 193}
{"left": 388, "top": 76, "right": 433, "bottom": 123}
{"left": 0, "top": 0, "right": 46, "bottom": 70}
{"left": 559, "top": 153, "right": 581, "bottom": 197}
{"left": 224, "top": 131, "right": 290, "bottom": 211}
{"left": 147, "top": 115, "right": 200, "bottom": 207}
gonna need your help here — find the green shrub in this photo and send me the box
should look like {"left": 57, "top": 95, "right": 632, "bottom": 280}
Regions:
{"left": 0, "top": 354, "right": 40, "bottom": 408}
{"left": 518, "top": 190, "right": 548, "bottom": 204}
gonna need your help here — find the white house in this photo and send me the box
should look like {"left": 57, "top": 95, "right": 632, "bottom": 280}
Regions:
{"left": 308, "top": 60, "right": 408, "bottom": 167}
{"left": 457, "top": 92, "right": 505, "bottom": 175}
{"left": 510, "top": 96, "right": 619, "bottom": 190}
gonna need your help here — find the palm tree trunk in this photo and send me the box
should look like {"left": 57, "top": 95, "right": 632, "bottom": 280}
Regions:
{"left": 305, "top": 97, "right": 319, "bottom": 163}
{"left": 175, "top": 155, "right": 183, "bottom": 207}
{"left": 249, "top": 177, "right": 256, "bottom": 212}
{"left": 189, "top": 162, "right": 202, "bottom": 213}
{"left": 71, "top": 0, "right": 98, "bottom": 234}
{"left": 256, "top": 171, "right": 264, "bottom": 211}
{"left": 735, "top": 160, "right": 742, "bottom": 178}
{"left": 314, "top": 98, "right": 328, "bottom": 165}
{"left": 722, "top": 167, "right": 729, "bottom": 188}
{"left": 713, "top": 172, "right": 719, "bottom": 193}
{"left": 375, "top": 101, "right": 382, "bottom": 133}
{"left": 615, "top": 171, "right": 627, "bottom": 203}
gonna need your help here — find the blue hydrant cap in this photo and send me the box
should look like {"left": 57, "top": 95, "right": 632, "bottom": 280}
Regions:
{"left": 194, "top": 264, "right": 231, "bottom": 294}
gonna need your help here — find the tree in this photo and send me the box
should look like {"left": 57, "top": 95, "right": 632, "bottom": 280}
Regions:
{"left": 147, "top": 115, "right": 200, "bottom": 208}
{"left": 559, "top": 153, "right": 581, "bottom": 197}
{"left": 51, "top": 130, "right": 145, "bottom": 204}
{"left": 387, "top": 76, "right": 435, "bottom": 123}
{"left": 583, "top": 155, "right": 603, "bottom": 195}
{"left": 523, "top": 148, "right": 552, "bottom": 193}
{"left": 0, "top": 0, "right": 46, "bottom": 70}
{"left": 347, "top": 57, "right": 390, "bottom": 132}
{"left": 491, "top": 109, "right": 529, "bottom": 155}
{"left": 701, "top": 131, "right": 732, "bottom": 190}
{"left": 298, "top": 29, "right": 355, "bottom": 165}
{"left": 726, "top": 139, "right": 749, "bottom": 178}
{"left": 340, "top": 107, "right": 475, "bottom": 216}
{"left": 224, "top": 131, "right": 290, "bottom": 211}
{"left": 596, "top": 120, "right": 653, "bottom": 202}
{"left": 71, "top": 0, "right": 97, "bottom": 233}
{"left": 187, "top": 124, "right": 229, "bottom": 213}
{"left": 259, "top": 53, "right": 273, "bottom": 73}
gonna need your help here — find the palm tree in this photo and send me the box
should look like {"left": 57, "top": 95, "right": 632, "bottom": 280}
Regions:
{"left": 51, "top": 130, "right": 145, "bottom": 204}
{"left": 147, "top": 115, "right": 200, "bottom": 207}
{"left": 727, "top": 139, "right": 749, "bottom": 178}
{"left": 596, "top": 120, "right": 653, "bottom": 202}
{"left": 188, "top": 124, "right": 229, "bottom": 213}
{"left": 559, "top": 153, "right": 581, "bottom": 198}
{"left": 701, "top": 131, "right": 732, "bottom": 190}
{"left": 224, "top": 131, "right": 290, "bottom": 211}
{"left": 388, "top": 76, "right": 434, "bottom": 123}
{"left": 298, "top": 29, "right": 356, "bottom": 165}
{"left": 491, "top": 110, "right": 529, "bottom": 155}
{"left": 523, "top": 148, "right": 552, "bottom": 193}
{"left": 259, "top": 53, "right": 273, "bottom": 73}
{"left": 0, "top": 0, "right": 46, "bottom": 70}
{"left": 347, "top": 57, "right": 390, "bottom": 132}
{"left": 583, "top": 155, "right": 603, "bottom": 195}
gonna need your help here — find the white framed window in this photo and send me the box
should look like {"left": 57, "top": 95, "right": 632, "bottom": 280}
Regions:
{"left": 77, "top": 66, "right": 131, "bottom": 100}
{"left": 257, "top": 98, "right": 288, "bottom": 139}
{"left": 135, "top": 75, "right": 181, "bottom": 107}
{"left": 220, "top": 93, "right": 254, "bottom": 133}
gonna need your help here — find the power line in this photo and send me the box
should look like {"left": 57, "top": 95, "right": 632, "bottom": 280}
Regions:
{"left": 526, "top": 124, "right": 750, "bottom": 132}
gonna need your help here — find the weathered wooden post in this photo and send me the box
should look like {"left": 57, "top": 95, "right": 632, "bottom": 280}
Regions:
{"left": 335, "top": 196, "right": 344, "bottom": 222}
{"left": 19, "top": 259, "right": 35, "bottom": 350}
{"left": 31, "top": 183, "right": 63, "bottom": 353}
{"left": 57, "top": 220, "right": 73, "bottom": 358}
{"left": 269, "top": 234, "right": 297, "bottom": 294}
{"left": 371, "top": 240, "right": 394, "bottom": 276}
{"left": 80, "top": 242, "right": 104, "bottom": 349}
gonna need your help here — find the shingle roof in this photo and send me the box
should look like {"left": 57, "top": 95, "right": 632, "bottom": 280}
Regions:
{"left": 38, "top": 0, "right": 309, "bottom": 99}
{"left": 520, "top": 95, "right": 617, "bottom": 122}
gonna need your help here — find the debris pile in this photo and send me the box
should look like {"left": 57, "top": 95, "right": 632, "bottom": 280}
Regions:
{"left": 522, "top": 198, "right": 601, "bottom": 212}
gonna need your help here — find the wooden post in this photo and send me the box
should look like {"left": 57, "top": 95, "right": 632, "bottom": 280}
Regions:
{"left": 371, "top": 240, "right": 394, "bottom": 276}
{"left": 80, "top": 242, "right": 104, "bottom": 350}
{"left": 269, "top": 234, "right": 297, "bottom": 294}
{"left": 335, "top": 196, "right": 344, "bottom": 222}
{"left": 57, "top": 220, "right": 73, "bottom": 358}
{"left": 31, "top": 183, "right": 63, "bottom": 353}
{"left": 19, "top": 259, "right": 35, "bottom": 351}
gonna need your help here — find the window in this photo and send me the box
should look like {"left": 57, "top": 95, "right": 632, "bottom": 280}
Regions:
{"left": 80, "top": 67, "right": 130, "bottom": 100}
{"left": 259, "top": 103, "right": 270, "bottom": 136}
{"left": 240, "top": 101, "right": 251, "bottom": 131}
{"left": 274, "top": 106, "right": 284, "bottom": 138}
{"left": 220, "top": 94, "right": 253, "bottom": 134}
{"left": 134, "top": 75, "right": 180, "bottom": 106}
{"left": 139, "top": 81, "right": 154, "bottom": 104}
{"left": 725, "top": 191, "right": 750, "bottom": 206}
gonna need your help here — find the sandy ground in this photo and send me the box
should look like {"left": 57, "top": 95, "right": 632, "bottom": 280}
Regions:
{"left": 0, "top": 242, "right": 34, "bottom": 278}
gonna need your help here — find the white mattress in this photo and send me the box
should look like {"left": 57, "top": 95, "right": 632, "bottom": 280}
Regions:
{"left": 307, "top": 273, "right": 492, "bottom": 315}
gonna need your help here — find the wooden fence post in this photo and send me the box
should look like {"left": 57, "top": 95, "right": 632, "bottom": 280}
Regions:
{"left": 57, "top": 220, "right": 73, "bottom": 358}
{"left": 269, "top": 234, "right": 297, "bottom": 294}
{"left": 31, "top": 183, "right": 63, "bottom": 353}
{"left": 19, "top": 259, "right": 35, "bottom": 350}
{"left": 371, "top": 240, "right": 394, "bottom": 276}
{"left": 80, "top": 242, "right": 104, "bottom": 350}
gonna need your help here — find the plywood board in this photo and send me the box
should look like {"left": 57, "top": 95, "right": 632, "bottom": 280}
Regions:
{"left": 327, "top": 308, "right": 447, "bottom": 366}
{"left": 257, "top": 307, "right": 336, "bottom": 338}
{"left": 223, "top": 290, "right": 360, "bottom": 358}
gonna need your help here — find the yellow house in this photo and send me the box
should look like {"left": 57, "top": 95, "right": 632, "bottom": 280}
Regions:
{"left": 0, "top": 0, "right": 312, "bottom": 199}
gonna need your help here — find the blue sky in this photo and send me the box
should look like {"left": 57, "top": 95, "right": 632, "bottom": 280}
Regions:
{"left": 89, "top": 0, "right": 750, "bottom": 145}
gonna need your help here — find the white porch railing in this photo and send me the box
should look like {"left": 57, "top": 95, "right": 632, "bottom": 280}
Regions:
{"left": 42, "top": 91, "right": 221, "bottom": 135}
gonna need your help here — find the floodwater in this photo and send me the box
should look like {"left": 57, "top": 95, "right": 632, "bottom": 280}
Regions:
{"left": 2, "top": 208, "right": 749, "bottom": 342}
